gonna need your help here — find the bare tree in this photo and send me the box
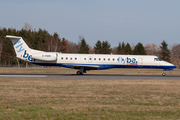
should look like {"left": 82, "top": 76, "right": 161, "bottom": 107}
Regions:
{"left": 89, "top": 46, "right": 94, "bottom": 54}
{"left": 23, "top": 22, "right": 32, "bottom": 31}
{"left": 0, "top": 37, "right": 2, "bottom": 62}
{"left": 111, "top": 47, "right": 118, "bottom": 54}
{"left": 144, "top": 43, "right": 160, "bottom": 56}
{"left": 67, "top": 41, "right": 79, "bottom": 53}
{"left": 43, "top": 36, "right": 61, "bottom": 52}
{"left": 16, "top": 58, "right": 20, "bottom": 67}
{"left": 171, "top": 44, "right": 180, "bottom": 68}
{"left": 61, "top": 38, "right": 68, "bottom": 53}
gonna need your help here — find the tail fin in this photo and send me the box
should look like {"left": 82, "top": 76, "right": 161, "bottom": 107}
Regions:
{"left": 6, "top": 35, "right": 32, "bottom": 61}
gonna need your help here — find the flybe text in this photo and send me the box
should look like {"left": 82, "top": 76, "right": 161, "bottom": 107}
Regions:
{"left": 15, "top": 40, "right": 32, "bottom": 61}
{"left": 118, "top": 57, "right": 137, "bottom": 65}
{"left": 15, "top": 40, "right": 24, "bottom": 53}
{"left": 23, "top": 50, "right": 32, "bottom": 61}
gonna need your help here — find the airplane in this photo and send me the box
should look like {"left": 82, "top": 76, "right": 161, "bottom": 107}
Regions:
{"left": 6, "top": 35, "right": 176, "bottom": 76}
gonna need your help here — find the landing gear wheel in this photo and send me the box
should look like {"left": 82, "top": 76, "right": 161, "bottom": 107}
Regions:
{"left": 76, "top": 71, "right": 83, "bottom": 75}
{"left": 162, "top": 72, "right": 166, "bottom": 76}
{"left": 77, "top": 71, "right": 81, "bottom": 75}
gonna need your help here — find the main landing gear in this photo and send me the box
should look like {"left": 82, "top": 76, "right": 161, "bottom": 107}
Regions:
{"left": 77, "top": 71, "right": 83, "bottom": 75}
{"left": 76, "top": 67, "right": 86, "bottom": 75}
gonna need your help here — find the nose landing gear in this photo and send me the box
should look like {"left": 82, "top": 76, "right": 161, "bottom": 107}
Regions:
{"left": 162, "top": 71, "right": 166, "bottom": 76}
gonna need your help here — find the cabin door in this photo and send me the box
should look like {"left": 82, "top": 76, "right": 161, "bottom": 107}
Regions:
{"left": 138, "top": 58, "right": 143, "bottom": 67}
{"left": 56, "top": 53, "right": 58, "bottom": 61}
{"left": 89, "top": 56, "right": 92, "bottom": 63}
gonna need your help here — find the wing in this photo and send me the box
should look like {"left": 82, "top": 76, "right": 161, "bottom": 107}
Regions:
{"left": 66, "top": 64, "right": 99, "bottom": 70}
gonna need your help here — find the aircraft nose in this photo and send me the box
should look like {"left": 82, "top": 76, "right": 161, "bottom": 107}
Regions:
{"left": 161, "top": 61, "right": 177, "bottom": 68}
{"left": 167, "top": 62, "right": 177, "bottom": 68}
{"left": 172, "top": 64, "right": 177, "bottom": 68}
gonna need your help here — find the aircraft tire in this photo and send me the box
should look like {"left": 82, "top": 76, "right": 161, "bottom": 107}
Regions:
{"left": 162, "top": 72, "right": 166, "bottom": 76}
{"left": 77, "top": 71, "right": 81, "bottom": 75}
{"left": 77, "top": 71, "right": 83, "bottom": 75}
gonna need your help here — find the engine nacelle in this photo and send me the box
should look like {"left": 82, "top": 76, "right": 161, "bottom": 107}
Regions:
{"left": 32, "top": 53, "right": 57, "bottom": 61}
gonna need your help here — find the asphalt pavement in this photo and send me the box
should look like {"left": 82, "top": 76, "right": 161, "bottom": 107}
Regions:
{"left": 0, "top": 74, "right": 180, "bottom": 80}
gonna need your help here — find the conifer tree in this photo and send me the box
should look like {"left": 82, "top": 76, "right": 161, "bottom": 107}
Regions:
{"left": 117, "top": 42, "right": 130, "bottom": 54}
{"left": 160, "top": 40, "right": 170, "bottom": 62}
{"left": 133, "top": 42, "right": 146, "bottom": 55}
{"left": 94, "top": 40, "right": 102, "bottom": 54}
{"left": 101, "top": 41, "right": 111, "bottom": 54}
{"left": 117, "top": 42, "right": 122, "bottom": 54}
{"left": 61, "top": 38, "right": 68, "bottom": 53}
{"left": 117, "top": 42, "right": 125, "bottom": 54}
{"left": 125, "top": 43, "right": 132, "bottom": 54}
{"left": 78, "top": 38, "right": 89, "bottom": 54}
{"left": 53, "top": 32, "right": 59, "bottom": 39}
{"left": 122, "top": 42, "right": 125, "bottom": 51}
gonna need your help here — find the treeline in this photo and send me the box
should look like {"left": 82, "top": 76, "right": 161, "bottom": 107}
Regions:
{"left": 0, "top": 27, "right": 68, "bottom": 66}
{"left": 0, "top": 27, "right": 179, "bottom": 67}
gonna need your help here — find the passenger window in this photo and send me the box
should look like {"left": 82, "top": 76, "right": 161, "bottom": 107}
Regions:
{"left": 104, "top": 58, "right": 106, "bottom": 61}
{"left": 70, "top": 58, "right": 72, "bottom": 60}
{"left": 108, "top": 58, "right": 110, "bottom": 61}
{"left": 84, "top": 58, "right": 86, "bottom": 60}
{"left": 75, "top": 58, "right": 77, "bottom": 60}
{"left": 94, "top": 58, "right": 96, "bottom": 60}
{"left": 66, "top": 57, "right": 68, "bottom": 60}
{"left": 113, "top": 58, "right": 115, "bottom": 61}
{"left": 99, "top": 58, "right": 101, "bottom": 61}
{"left": 61, "top": 57, "right": 63, "bottom": 60}
{"left": 89, "top": 58, "right": 92, "bottom": 60}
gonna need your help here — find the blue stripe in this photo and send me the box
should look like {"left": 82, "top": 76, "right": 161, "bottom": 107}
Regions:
{"left": 32, "top": 62, "right": 176, "bottom": 70}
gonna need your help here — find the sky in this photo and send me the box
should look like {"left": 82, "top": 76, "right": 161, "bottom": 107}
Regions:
{"left": 1, "top": 0, "right": 180, "bottom": 47}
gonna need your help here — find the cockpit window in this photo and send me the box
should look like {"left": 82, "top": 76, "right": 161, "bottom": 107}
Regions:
{"left": 154, "top": 58, "right": 162, "bottom": 61}
{"left": 158, "top": 58, "right": 162, "bottom": 61}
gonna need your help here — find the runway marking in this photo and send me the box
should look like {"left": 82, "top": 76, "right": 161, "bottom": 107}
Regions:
{"left": 0, "top": 75, "right": 47, "bottom": 78}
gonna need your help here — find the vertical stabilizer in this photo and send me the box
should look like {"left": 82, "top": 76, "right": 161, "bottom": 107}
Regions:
{"left": 6, "top": 35, "right": 32, "bottom": 61}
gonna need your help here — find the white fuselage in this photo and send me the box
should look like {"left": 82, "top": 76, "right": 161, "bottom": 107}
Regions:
{"left": 30, "top": 52, "right": 175, "bottom": 70}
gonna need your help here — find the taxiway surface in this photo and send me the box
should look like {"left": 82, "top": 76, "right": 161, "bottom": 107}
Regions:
{"left": 0, "top": 74, "right": 180, "bottom": 80}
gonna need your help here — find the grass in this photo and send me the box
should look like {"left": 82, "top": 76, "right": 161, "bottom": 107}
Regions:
{"left": 0, "top": 78, "right": 180, "bottom": 119}
{"left": 0, "top": 67, "right": 179, "bottom": 75}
